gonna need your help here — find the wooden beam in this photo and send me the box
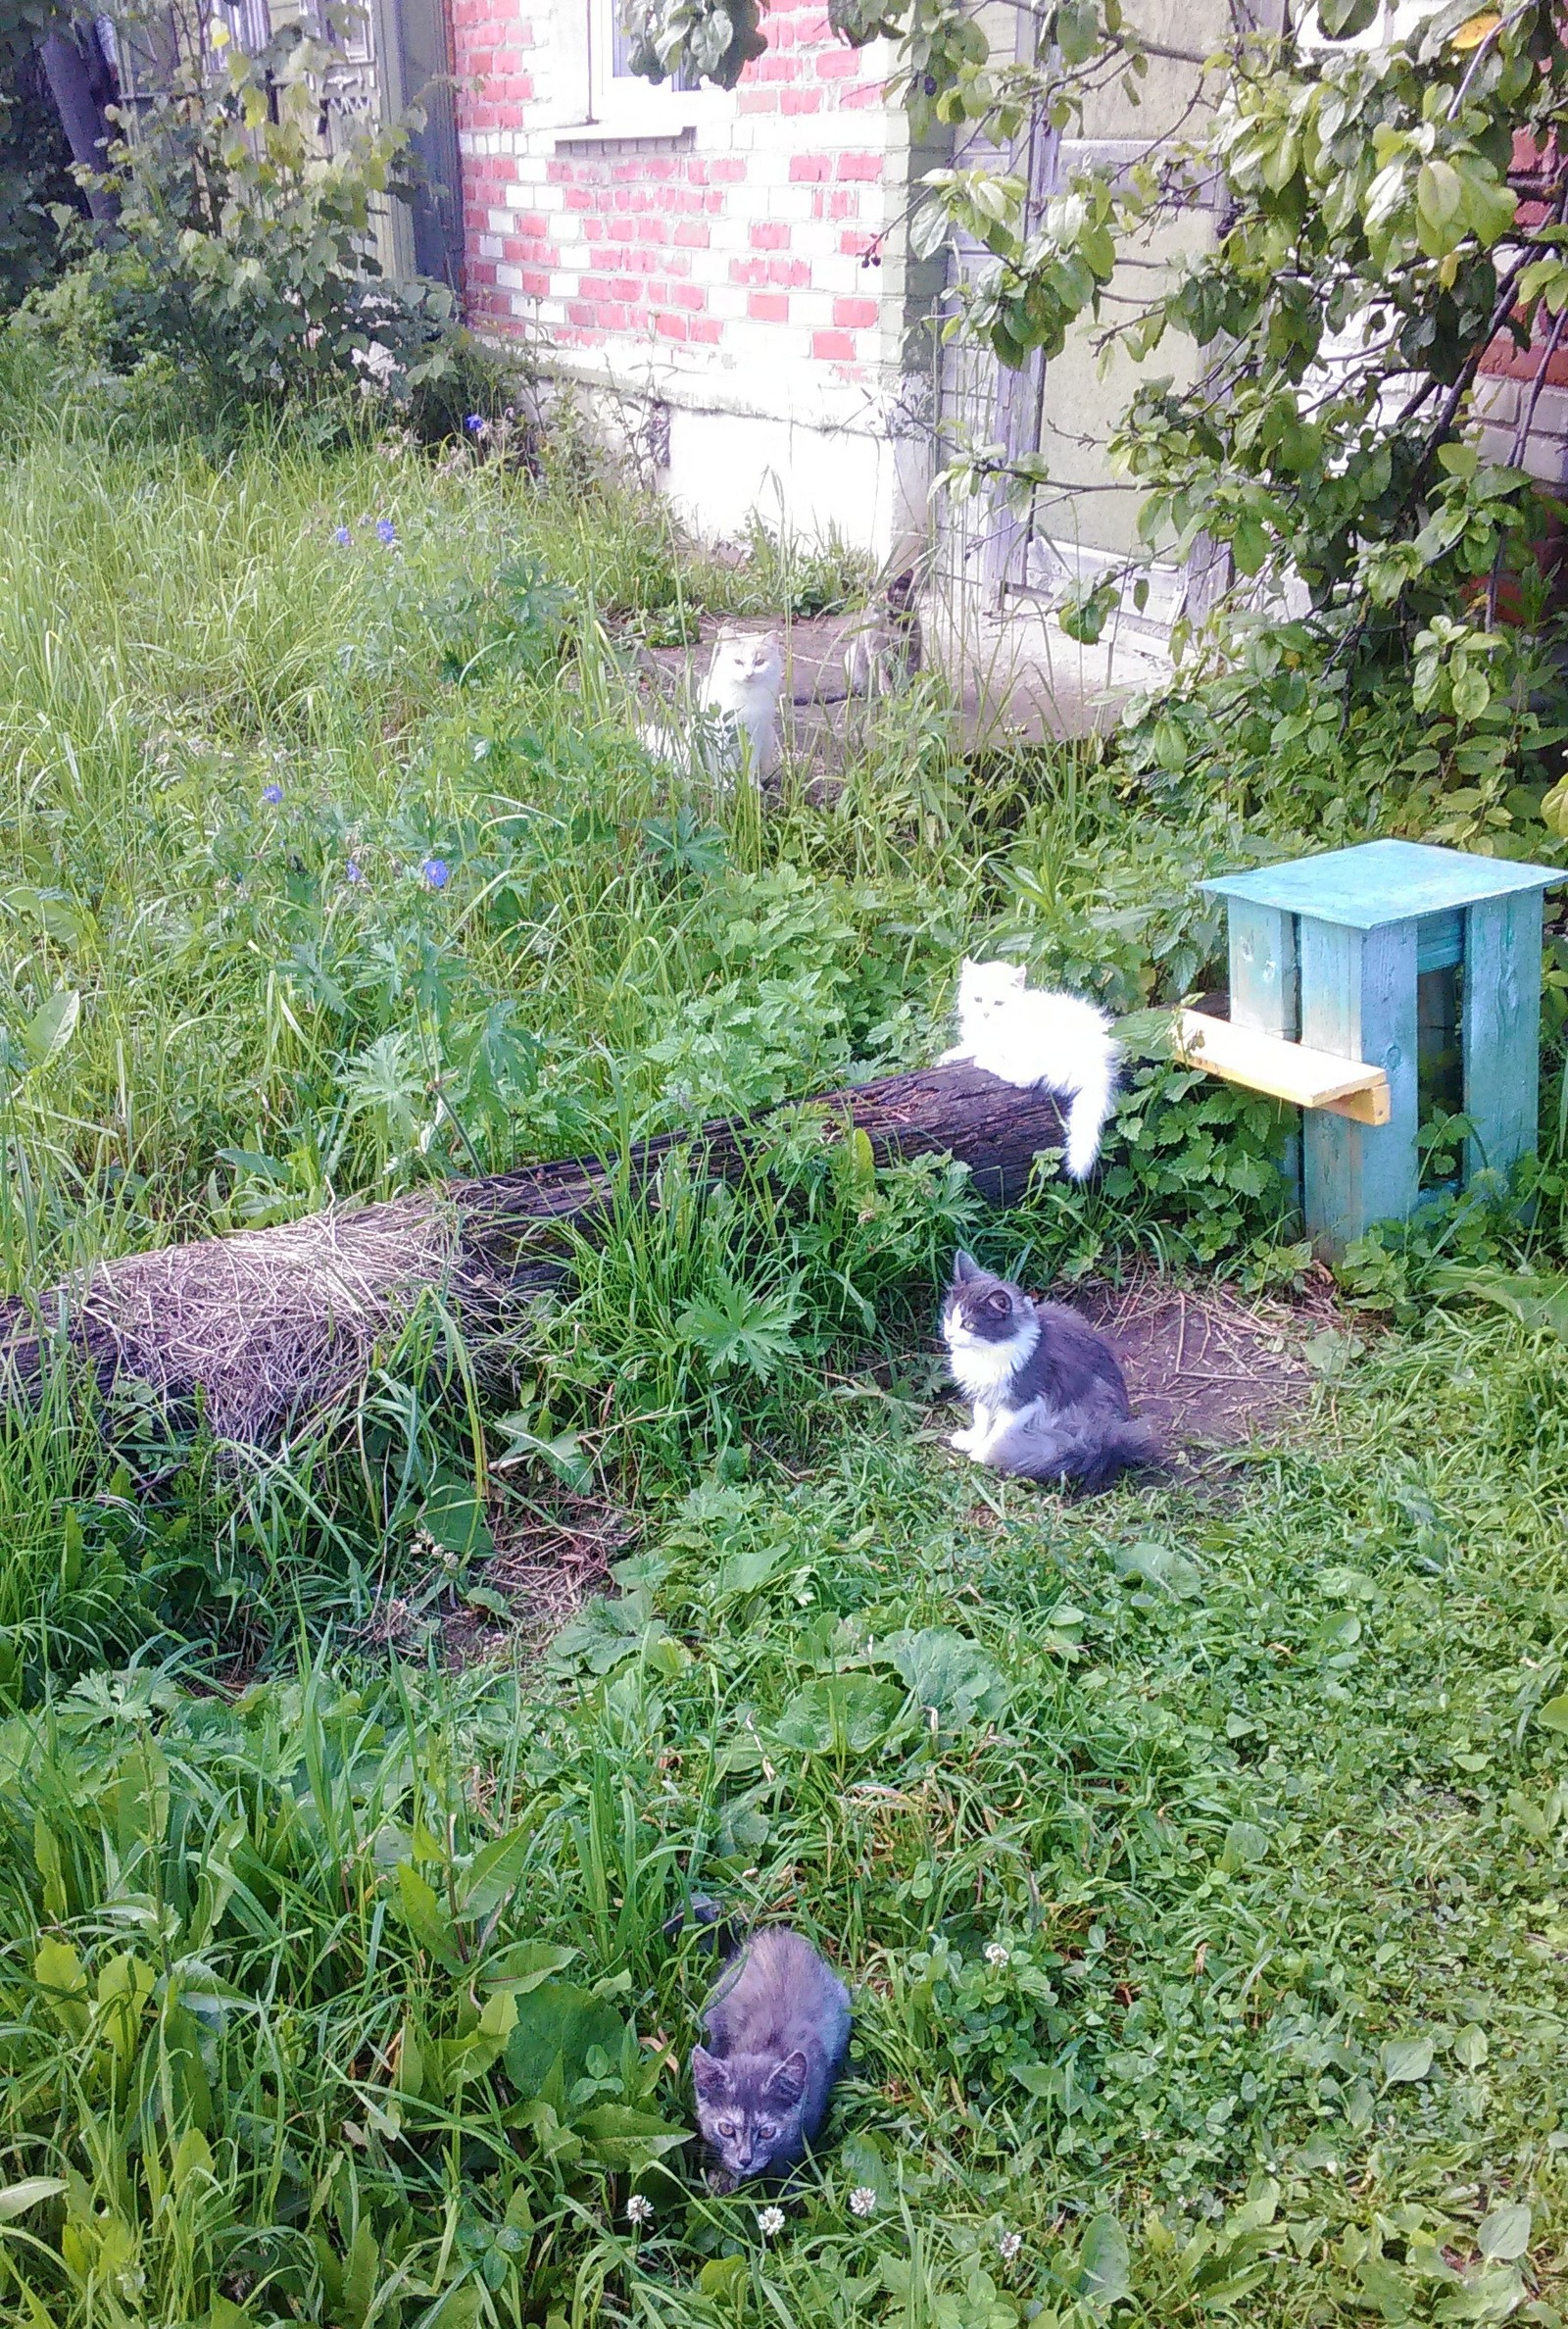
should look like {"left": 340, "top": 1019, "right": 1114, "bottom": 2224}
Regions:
{"left": 1174, "top": 1010, "right": 1392, "bottom": 1125}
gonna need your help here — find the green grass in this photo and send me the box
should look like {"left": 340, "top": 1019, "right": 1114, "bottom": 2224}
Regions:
{"left": 0, "top": 380, "right": 1564, "bottom": 2325}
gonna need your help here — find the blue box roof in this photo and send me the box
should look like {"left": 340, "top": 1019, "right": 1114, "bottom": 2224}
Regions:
{"left": 1200, "top": 839, "right": 1563, "bottom": 929}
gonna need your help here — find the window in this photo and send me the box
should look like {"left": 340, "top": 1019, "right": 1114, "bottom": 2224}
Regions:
{"left": 586, "top": 0, "right": 716, "bottom": 128}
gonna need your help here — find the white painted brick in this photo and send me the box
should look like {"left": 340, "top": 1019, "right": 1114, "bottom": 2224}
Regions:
{"left": 487, "top": 207, "right": 514, "bottom": 234}
{"left": 533, "top": 296, "right": 566, "bottom": 322}
{"left": 478, "top": 234, "right": 504, "bottom": 260}
{"left": 496, "top": 264, "right": 525, "bottom": 291}
{"left": 548, "top": 269, "right": 582, "bottom": 297}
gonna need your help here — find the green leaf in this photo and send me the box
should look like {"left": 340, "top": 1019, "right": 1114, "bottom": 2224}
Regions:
{"left": 0, "top": 2179, "right": 67, "bottom": 2221}
{"left": 1379, "top": 2035, "right": 1434, "bottom": 2085}
{"left": 394, "top": 1862, "right": 466, "bottom": 1976}
{"left": 22, "top": 988, "right": 79, "bottom": 1068}
{"left": 771, "top": 1674, "right": 902, "bottom": 1757}
{"left": 1111, "top": 1540, "right": 1203, "bottom": 1599}
{"left": 875, "top": 1627, "right": 1008, "bottom": 1726}
{"left": 676, "top": 1274, "right": 804, "bottom": 1382}
{"left": 31, "top": 1937, "right": 88, "bottom": 2038}
{"left": 1452, "top": 2023, "right": 1489, "bottom": 2069}
{"left": 503, "top": 1981, "right": 627, "bottom": 2100}
{"left": 700, "top": 2256, "right": 751, "bottom": 2298}
{"left": 1477, "top": 2204, "right": 1530, "bottom": 2261}
{"left": 420, "top": 1478, "right": 495, "bottom": 1561}
{"left": 1079, "top": 2211, "right": 1133, "bottom": 2304}
{"left": 574, "top": 2105, "right": 691, "bottom": 2170}
{"left": 1220, "top": 1819, "right": 1270, "bottom": 1873}
{"left": 1537, "top": 1694, "right": 1568, "bottom": 1736}
{"left": 461, "top": 1826, "right": 532, "bottom": 1920}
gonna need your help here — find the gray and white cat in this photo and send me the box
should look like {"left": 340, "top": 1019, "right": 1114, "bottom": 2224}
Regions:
{"left": 843, "top": 567, "right": 921, "bottom": 698}
{"left": 690, "top": 1926, "right": 851, "bottom": 2188}
{"left": 641, "top": 626, "right": 785, "bottom": 784}
{"left": 942, "top": 1249, "right": 1158, "bottom": 1493}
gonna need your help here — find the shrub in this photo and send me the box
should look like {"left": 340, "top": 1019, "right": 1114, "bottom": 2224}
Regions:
{"left": 86, "top": 18, "right": 474, "bottom": 428}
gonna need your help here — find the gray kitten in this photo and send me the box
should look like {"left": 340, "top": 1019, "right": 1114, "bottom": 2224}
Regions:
{"left": 690, "top": 1926, "right": 851, "bottom": 2188}
{"left": 942, "top": 1249, "right": 1159, "bottom": 1493}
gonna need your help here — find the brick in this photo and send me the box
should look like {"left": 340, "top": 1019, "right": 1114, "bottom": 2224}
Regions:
{"left": 832, "top": 294, "right": 878, "bottom": 328}
{"left": 749, "top": 291, "right": 790, "bottom": 322}
{"left": 790, "top": 153, "right": 832, "bottom": 182}
{"left": 656, "top": 312, "right": 689, "bottom": 340}
{"left": 811, "top": 328, "right": 856, "bottom": 359}
{"left": 751, "top": 219, "right": 792, "bottom": 249}
{"left": 836, "top": 151, "right": 881, "bottom": 180}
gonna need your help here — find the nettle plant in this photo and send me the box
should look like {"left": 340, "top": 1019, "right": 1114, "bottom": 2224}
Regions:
{"left": 632, "top": 0, "right": 1568, "bottom": 821}
{"left": 93, "top": 10, "right": 456, "bottom": 410}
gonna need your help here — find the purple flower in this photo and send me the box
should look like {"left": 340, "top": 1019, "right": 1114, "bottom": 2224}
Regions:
{"left": 465, "top": 413, "right": 485, "bottom": 432}
{"left": 332, "top": 524, "right": 352, "bottom": 546}
{"left": 261, "top": 782, "right": 284, "bottom": 806}
{"left": 375, "top": 518, "right": 397, "bottom": 546}
{"left": 345, "top": 859, "right": 365, "bottom": 884}
{"left": 420, "top": 857, "right": 450, "bottom": 890}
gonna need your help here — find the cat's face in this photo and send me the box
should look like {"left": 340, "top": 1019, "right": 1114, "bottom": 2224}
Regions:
{"left": 691, "top": 2046, "right": 808, "bottom": 2181}
{"left": 710, "top": 629, "right": 784, "bottom": 693}
{"left": 956, "top": 958, "right": 1027, "bottom": 1029}
{"left": 943, "top": 1248, "right": 1033, "bottom": 1346}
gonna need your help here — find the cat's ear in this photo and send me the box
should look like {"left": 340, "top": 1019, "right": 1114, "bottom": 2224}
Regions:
{"left": 1002, "top": 963, "right": 1027, "bottom": 989}
{"left": 690, "top": 2047, "right": 730, "bottom": 2102}
{"left": 764, "top": 2051, "right": 808, "bottom": 2108}
{"left": 953, "top": 1249, "right": 981, "bottom": 1283}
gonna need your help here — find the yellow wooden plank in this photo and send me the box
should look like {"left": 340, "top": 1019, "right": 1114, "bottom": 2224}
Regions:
{"left": 1174, "top": 1010, "right": 1391, "bottom": 1126}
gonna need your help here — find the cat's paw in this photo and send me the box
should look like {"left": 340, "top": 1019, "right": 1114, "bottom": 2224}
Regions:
{"left": 937, "top": 1045, "right": 972, "bottom": 1066}
{"left": 949, "top": 1427, "right": 978, "bottom": 1453}
{"left": 706, "top": 2166, "right": 739, "bottom": 2196}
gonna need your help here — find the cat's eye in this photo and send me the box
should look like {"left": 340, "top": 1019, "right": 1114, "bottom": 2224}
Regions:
{"left": 716, "top": 2120, "right": 737, "bottom": 2139}
{"left": 757, "top": 2122, "right": 776, "bottom": 2141}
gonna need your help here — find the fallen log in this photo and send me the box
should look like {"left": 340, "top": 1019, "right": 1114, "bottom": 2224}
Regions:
{"left": 0, "top": 1064, "right": 1068, "bottom": 1446}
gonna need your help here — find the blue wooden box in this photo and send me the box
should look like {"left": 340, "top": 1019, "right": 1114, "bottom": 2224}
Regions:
{"left": 1200, "top": 839, "right": 1564, "bottom": 1252}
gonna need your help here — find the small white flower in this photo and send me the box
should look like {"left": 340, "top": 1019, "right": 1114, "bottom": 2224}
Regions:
{"left": 985, "top": 1942, "right": 1010, "bottom": 1969}
{"left": 758, "top": 2205, "right": 785, "bottom": 2237}
{"left": 849, "top": 2186, "right": 878, "bottom": 2219}
{"left": 625, "top": 2193, "right": 654, "bottom": 2226}
{"left": 998, "top": 2229, "right": 1023, "bottom": 2262}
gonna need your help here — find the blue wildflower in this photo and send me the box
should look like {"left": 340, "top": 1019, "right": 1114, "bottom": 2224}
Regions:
{"left": 375, "top": 518, "right": 397, "bottom": 546}
{"left": 465, "top": 413, "right": 485, "bottom": 433}
{"left": 332, "top": 524, "right": 352, "bottom": 546}
{"left": 345, "top": 859, "right": 365, "bottom": 884}
{"left": 261, "top": 782, "right": 284, "bottom": 806}
{"left": 420, "top": 857, "right": 450, "bottom": 890}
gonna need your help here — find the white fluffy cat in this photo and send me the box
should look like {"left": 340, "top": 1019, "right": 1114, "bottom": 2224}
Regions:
{"left": 640, "top": 626, "right": 785, "bottom": 784}
{"left": 939, "top": 958, "right": 1119, "bottom": 1178}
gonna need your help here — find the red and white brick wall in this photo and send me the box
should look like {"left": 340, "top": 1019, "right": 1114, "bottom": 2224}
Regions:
{"left": 449, "top": 0, "right": 933, "bottom": 550}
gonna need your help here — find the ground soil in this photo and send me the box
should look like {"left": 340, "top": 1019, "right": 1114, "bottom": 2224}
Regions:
{"left": 1075, "top": 1267, "right": 1342, "bottom": 1455}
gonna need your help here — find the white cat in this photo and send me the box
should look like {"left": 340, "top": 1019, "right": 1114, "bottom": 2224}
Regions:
{"left": 640, "top": 626, "right": 785, "bottom": 784}
{"left": 939, "top": 958, "right": 1119, "bottom": 1178}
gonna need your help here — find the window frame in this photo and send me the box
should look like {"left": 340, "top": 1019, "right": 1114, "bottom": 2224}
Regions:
{"left": 585, "top": 0, "right": 726, "bottom": 133}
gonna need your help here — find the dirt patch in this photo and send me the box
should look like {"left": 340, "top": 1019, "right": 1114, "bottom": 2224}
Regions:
{"left": 438, "top": 1492, "right": 637, "bottom": 1670}
{"left": 1072, "top": 1269, "right": 1342, "bottom": 1455}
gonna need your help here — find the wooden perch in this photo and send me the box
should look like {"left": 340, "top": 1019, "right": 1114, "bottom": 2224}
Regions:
{"left": 0, "top": 1064, "right": 1068, "bottom": 1447}
{"left": 1174, "top": 1009, "right": 1392, "bottom": 1126}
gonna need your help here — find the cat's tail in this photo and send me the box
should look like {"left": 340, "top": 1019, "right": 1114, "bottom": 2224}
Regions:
{"left": 1061, "top": 1036, "right": 1120, "bottom": 1178}
{"left": 662, "top": 1896, "right": 743, "bottom": 1955}
{"left": 1075, "top": 1414, "right": 1162, "bottom": 1494}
